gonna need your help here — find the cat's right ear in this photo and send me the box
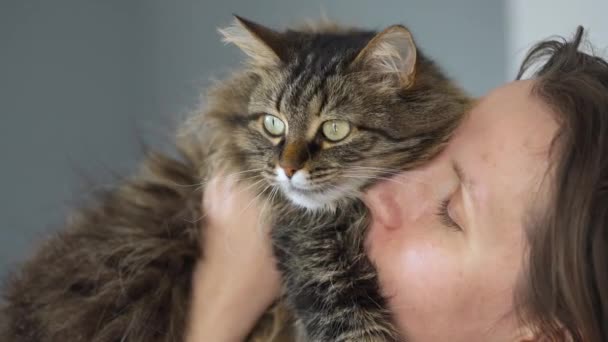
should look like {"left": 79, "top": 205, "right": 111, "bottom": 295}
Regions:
{"left": 353, "top": 25, "right": 418, "bottom": 88}
{"left": 218, "top": 15, "right": 288, "bottom": 67}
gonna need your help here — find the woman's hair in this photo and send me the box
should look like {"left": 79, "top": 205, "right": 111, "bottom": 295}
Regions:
{"left": 516, "top": 27, "right": 608, "bottom": 341}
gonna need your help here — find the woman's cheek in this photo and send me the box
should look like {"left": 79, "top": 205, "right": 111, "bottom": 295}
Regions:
{"left": 373, "top": 238, "right": 468, "bottom": 332}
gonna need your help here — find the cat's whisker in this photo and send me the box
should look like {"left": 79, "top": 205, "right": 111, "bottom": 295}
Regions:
{"left": 342, "top": 168, "right": 406, "bottom": 178}
{"left": 346, "top": 166, "right": 405, "bottom": 172}
{"left": 236, "top": 182, "right": 273, "bottom": 220}
{"left": 340, "top": 171, "right": 437, "bottom": 187}
{"left": 339, "top": 174, "right": 412, "bottom": 188}
{"left": 164, "top": 181, "right": 207, "bottom": 189}
{"left": 166, "top": 167, "right": 266, "bottom": 190}
{"left": 237, "top": 178, "right": 272, "bottom": 198}
{"left": 345, "top": 165, "right": 425, "bottom": 175}
{"left": 343, "top": 166, "right": 406, "bottom": 173}
{"left": 222, "top": 176, "right": 262, "bottom": 192}
{"left": 191, "top": 174, "right": 260, "bottom": 195}
{"left": 257, "top": 186, "right": 278, "bottom": 237}
{"left": 224, "top": 167, "right": 266, "bottom": 178}
{"left": 183, "top": 178, "right": 267, "bottom": 225}
{"left": 183, "top": 213, "right": 208, "bottom": 224}
{"left": 324, "top": 183, "right": 363, "bottom": 201}
{"left": 339, "top": 170, "right": 406, "bottom": 180}
{"left": 339, "top": 174, "right": 445, "bottom": 202}
{"left": 223, "top": 182, "right": 274, "bottom": 255}
{"left": 191, "top": 167, "right": 266, "bottom": 189}
{"left": 329, "top": 182, "right": 363, "bottom": 196}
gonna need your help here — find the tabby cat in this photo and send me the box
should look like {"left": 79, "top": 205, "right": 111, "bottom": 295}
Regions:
{"left": 1, "top": 16, "right": 470, "bottom": 342}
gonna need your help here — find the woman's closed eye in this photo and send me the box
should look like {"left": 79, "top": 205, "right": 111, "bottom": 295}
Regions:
{"left": 437, "top": 196, "right": 462, "bottom": 231}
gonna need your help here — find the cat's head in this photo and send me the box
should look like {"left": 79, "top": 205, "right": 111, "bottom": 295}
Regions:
{"left": 207, "top": 16, "right": 469, "bottom": 210}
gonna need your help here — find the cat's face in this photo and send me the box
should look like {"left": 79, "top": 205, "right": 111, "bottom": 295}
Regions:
{"left": 218, "top": 18, "right": 467, "bottom": 210}
{"left": 240, "top": 68, "right": 429, "bottom": 209}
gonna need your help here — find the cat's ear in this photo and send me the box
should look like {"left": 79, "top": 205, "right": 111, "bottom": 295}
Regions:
{"left": 353, "top": 25, "right": 417, "bottom": 88}
{"left": 218, "top": 15, "right": 288, "bottom": 67}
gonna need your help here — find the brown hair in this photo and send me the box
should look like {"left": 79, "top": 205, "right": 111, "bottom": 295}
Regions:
{"left": 516, "top": 27, "right": 608, "bottom": 341}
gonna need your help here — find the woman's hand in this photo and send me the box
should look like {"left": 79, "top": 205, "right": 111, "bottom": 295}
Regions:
{"left": 186, "top": 174, "right": 281, "bottom": 342}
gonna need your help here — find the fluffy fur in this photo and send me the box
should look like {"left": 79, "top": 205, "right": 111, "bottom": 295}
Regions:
{"left": 1, "top": 17, "right": 471, "bottom": 342}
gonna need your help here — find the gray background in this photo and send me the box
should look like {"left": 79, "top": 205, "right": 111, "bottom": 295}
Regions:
{"left": 0, "top": 0, "right": 507, "bottom": 277}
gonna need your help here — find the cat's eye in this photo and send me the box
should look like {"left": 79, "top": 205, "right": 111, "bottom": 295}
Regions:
{"left": 263, "top": 114, "right": 286, "bottom": 137}
{"left": 321, "top": 120, "right": 351, "bottom": 142}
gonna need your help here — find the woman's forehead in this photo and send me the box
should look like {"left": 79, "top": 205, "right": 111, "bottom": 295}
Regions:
{"left": 448, "top": 80, "right": 559, "bottom": 223}
{"left": 457, "top": 80, "right": 556, "bottom": 153}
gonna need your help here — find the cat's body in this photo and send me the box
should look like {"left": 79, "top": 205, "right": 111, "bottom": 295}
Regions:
{"left": 0, "top": 81, "right": 294, "bottom": 342}
{"left": 1, "top": 18, "right": 470, "bottom": 342}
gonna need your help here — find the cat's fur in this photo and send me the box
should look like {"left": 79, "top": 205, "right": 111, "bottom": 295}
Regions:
{"left": 1, "top": 17, "right": 470, "bottom": 342}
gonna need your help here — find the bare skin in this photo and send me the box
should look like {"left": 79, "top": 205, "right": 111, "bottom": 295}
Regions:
{"left": 187, "top": 80, "right": 557, "bottom": 341}
{"left": 364, "top": 80, "right": 556, "bottom": 341}
{"left": 186, "top": 175, "right": 280, "bottom": 342}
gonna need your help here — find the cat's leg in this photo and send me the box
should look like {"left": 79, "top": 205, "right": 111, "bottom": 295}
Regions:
{"left": 273, "top": 204, "right": 400, "bottom": 342}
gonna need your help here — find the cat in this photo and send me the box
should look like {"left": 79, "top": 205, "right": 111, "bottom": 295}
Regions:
{"left": 1, "top": 16, "right": 470, "bottom": 342}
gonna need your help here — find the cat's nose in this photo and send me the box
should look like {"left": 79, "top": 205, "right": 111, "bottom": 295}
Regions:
{"left": 283, "top": 167, "right": 297, "bottom": 179}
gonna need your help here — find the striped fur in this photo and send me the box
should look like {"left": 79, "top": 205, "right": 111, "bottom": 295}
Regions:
{"left": 1, "top": 17, "right": 471, "bottom": 342}
{"left": 212, "top": 18, "right": 471, "bottom": 341}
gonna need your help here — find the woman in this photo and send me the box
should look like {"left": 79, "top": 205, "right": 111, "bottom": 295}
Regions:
{"left": 188, "top": 28, "right": 608, "bottom": 341}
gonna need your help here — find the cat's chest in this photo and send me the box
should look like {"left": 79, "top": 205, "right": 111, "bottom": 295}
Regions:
{"left": 270, "top": 200, "right": 369, "bottom": 250}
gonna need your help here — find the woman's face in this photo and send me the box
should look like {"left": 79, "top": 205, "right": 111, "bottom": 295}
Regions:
{"left": 364, "top": 80, "right": 558, "bottom": 341}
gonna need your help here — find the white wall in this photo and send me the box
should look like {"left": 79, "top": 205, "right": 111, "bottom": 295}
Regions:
{"left": 507, "top": 0, "right": 608, "bottom": 78}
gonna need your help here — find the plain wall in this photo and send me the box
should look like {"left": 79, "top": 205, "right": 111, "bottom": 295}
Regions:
{"left": 507, "top": 0, "right": 608, "bottom": 77}
{"left": 0, "top": 0, "right": 507, "bottom": 277}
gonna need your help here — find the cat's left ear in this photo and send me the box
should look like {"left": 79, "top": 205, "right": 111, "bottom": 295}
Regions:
{"left": 218, "top": 15, "right": 288, "bottom": 67}
{"left": 353, "top": 25, "right": 417, "bottom": 88}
